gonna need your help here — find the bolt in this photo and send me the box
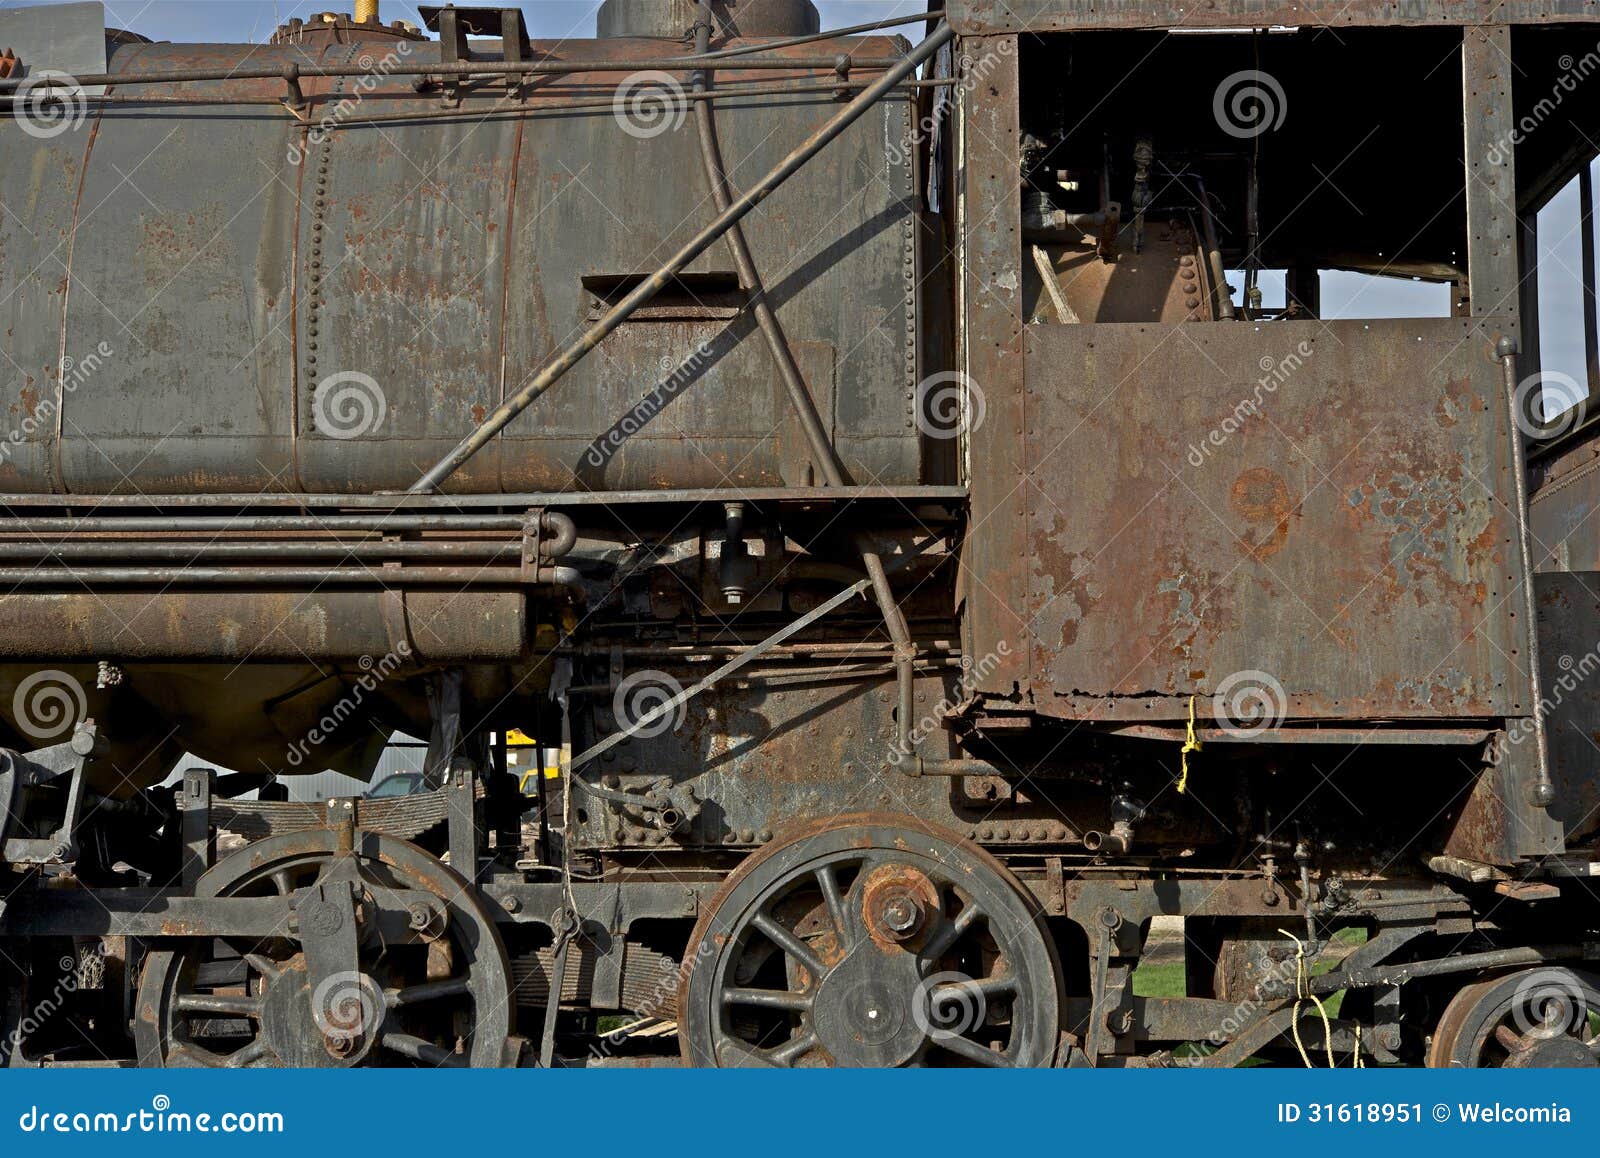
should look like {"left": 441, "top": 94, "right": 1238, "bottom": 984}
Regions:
{"left": 878, "top": 889, "right": 924, "bottom": 940}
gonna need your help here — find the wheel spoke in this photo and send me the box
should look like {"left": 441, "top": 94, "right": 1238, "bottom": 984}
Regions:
{"left": 225, "top": 1039, "right": 272, "bottom": 1068}
{"left": 921, "top": 897, "right": 983, "bottom": 962}
{"left": 936, "top": 973, "right": 1018, "bottom": 1001}
{"left": 931, "top": 1031, "right": 1013, "bottom": 1068}
{"left": 174, "top": 993, "right": 262, "bottom": 1018}
{"left": 381, "top": 1031, "right": 465, "bottom": 1068}
{"left": 714, "top": 1034, "right": 778, "bottom": 1068}
{"left": 751, "top": 911, "right": 829, "bottom": 980}
{"left": 165, "top": 1041, "right": 235, "bottom": 1068}
{"left": 387, "top": 976, "right": 472, "bottom": 1008}
{"left": 815, "top": 864, "right": 852, "bottom": 946}
{"left": 721, "top": 987, "right": 814, "bottom": 1012}
{"left": 243, "top": 953, "right": 282, "bottom": 981}
{"left": 768, "top": 1031, "right": 820, "bottom": 1067}
{"left": 270, "top": 869, "right": 295, "bottom": 895}
{"left": 1493, "top": 1024, "right": 1525, "bottom": 1053}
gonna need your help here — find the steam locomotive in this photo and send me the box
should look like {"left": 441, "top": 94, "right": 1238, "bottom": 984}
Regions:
{"left": 3, "top": 0, "right": 1600, "bottom": 1068}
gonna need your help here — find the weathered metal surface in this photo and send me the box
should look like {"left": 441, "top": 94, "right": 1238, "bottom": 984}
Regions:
{"left": 0, "top": 590, "right": 524, "bottom": 659}
{"left": 1532, "top": 571, "right": 1600, "bottom": 847}
{"left": 1024, "top": 222, "right": 1210, "bottom": 326}
{"left": 570, "top": 671, "right": 962, "bottom": 851}
{"left": 949, "top": 0, "right": 1600, "bottom": 32}
{"left": 958, "top": 33, "right": 1030, "bottom": 698}
{"left": 1464, "top": 27, "right": 1521, "bottom": 333}
{"left": 976, "top": 317, "right": 1532, "bottom": 721}
{"left": 3, "top": 34, "right": 921, "bottom": 494}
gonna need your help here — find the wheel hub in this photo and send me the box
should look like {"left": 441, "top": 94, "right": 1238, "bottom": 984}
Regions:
{"left": 812, "top": 941, "right": 924, "bottom": 1066}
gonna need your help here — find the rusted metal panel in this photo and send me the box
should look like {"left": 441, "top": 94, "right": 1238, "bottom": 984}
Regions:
{"left": 296, "top": 41, "right": 514, "bottom": 493}
{"left": 1532, "top": 570, "right": 1600, "bottom": 847}
{"left": 956, "top": 34, "right": 1030, "bottom": 697}
{"left": 0, "top": 107, "right": 84, "bottom": 492}
{"left": 983, "top": 317, "right": 1532, "bottom": 722}
{"left": 498, "top": 38, "right": 918, "bottom": 492}
{"left": 3, "top": 36, "right": 921, "bottom": 494}
{"left": 949, "top": 0, "right": 1600, "bottom": 33}
{"left": 1464, "top": 27, "right": 1520, "bottom": 333}
{"left": 54, "top": 42, "right": 311, "bottom": 493}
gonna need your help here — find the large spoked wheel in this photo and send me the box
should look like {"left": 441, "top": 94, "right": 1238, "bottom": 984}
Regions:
{"left": 1428, "top": 967, "right": 1600, "bottom": 1067}
{"left": 679, "top": 813, "right": 1062, "bottom": 1067}
{"left": 135, "top": 830, "right": 514, "bottom": 1068}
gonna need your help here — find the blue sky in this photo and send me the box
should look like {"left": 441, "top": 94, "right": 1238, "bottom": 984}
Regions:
{"left": 6, "top": 0, "right": 1597, "bottom": 389}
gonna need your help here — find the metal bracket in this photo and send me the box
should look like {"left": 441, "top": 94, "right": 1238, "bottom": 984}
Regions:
{"left": 1, "top": 722, "right": 103, "bottom": 866}
{"left": 179, "top": 767, "right": 215, "bottom": 888}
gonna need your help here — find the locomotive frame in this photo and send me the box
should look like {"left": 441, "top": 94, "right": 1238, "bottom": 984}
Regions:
{"left": 1, "top": 0, "right": 1600, "bottom": 1068}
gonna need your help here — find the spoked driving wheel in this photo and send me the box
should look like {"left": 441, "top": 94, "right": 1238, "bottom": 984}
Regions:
{"left": 136, "top": 829, "right": 515, "bottom": 1068}
{"left": 1428, "top": 967, "right": 1600, "bottom": 1067}
{"left": 679, "top": 813, "right": 1061, "bottom": 1067}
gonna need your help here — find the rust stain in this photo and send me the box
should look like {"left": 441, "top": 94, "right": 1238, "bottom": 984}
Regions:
{"left": 1230, "top": 466, "right": 1297, "bottom": 561}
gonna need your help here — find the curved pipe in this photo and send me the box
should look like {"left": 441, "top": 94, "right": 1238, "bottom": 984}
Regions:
{"left": 537, "top": 511, "right": 579, "bottom": 559}
{"left": 691, "top": 9, "right": 920, "bottom": 767}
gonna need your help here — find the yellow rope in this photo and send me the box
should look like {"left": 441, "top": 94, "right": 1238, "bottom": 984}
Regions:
{"left": 1177, "top": 694, "right": 1202, "bottom": 794}
{"left": 1278, "top": 928, "right": 1336, "bottom": 1068}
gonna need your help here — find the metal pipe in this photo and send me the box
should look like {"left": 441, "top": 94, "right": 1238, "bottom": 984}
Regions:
{"left": 1195, "top": 178, "right": 1236, "bottom": 321}
{"left": 284, "top": 77, "right": 958, "bottom": 129}
{"left": 692, "top": 10, "right": 943, "bottom": 60}
{"left": 569, "top": 579, "right": 873, "bottom": 773}
{"left": 0, "top": 54, "right": 905, "bottom": 93}
{"left": 0, "top": 541, "right": 521, "bottom": 560}
{"left": 0, "top": 591, "right": 527, "bottom": 660}
{"left": 1582, "top": 165, "right": 1598, "bottom": 398}
{"left": 690, "top": 9, "right": 923, "bottom": 769}
{"left": 408, "top": 22, "right": 955, "bottom": 494}
{"left": 0, "top": 514, "right": 526, "bottom": 533}
{"left": 1498, "top": 336, "right": 1557, "bottom": 809}
{"left": 0, "top": 565, "right": 580, "bottom": 587}
{"left": 0, "top": 484, "right": 964, "bottom": 508}
{"left": 1273, "top": 944, "right": 1585, "bottom": 1000}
